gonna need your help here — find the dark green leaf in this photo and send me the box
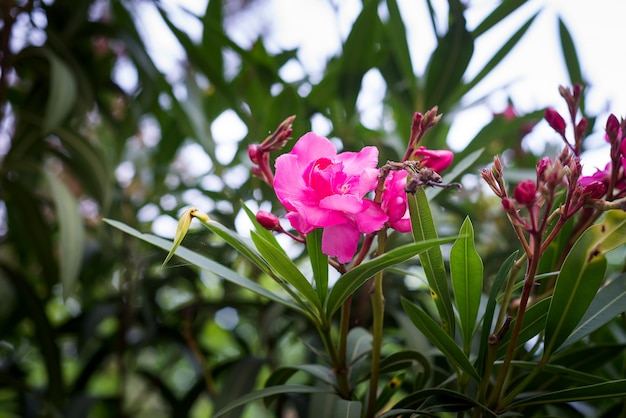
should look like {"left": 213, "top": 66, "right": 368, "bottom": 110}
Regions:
{"left": 473, "top": 0, "right": 530, "bottom": 38}
{"left": 497, "top": 298, "right": 551, "bottom": 359}
{"left": 386, "top": 387, "right": 496, "bottom": 417}
{"left": 509, "top": 379, "right": 626, "bottom": 408}
{"left": 559, "top": 17, "right": 584, "bottom": 88}
{"left": 423, "top": 1, "right": 474, "bottom": 108}
{"left": 44, "top": 170, "right": 85, "bottom": 299}
{"left": 41, "top": 48, "right": 77, "bottom": 133}
{"left": 215, "top": 385, "right": 330, "bottom": 417}
{"left": 558, "top": 275, "right": 626, "bottom": 352}
{"left": 401, "top": 298, "right": 480, "bottom": 382}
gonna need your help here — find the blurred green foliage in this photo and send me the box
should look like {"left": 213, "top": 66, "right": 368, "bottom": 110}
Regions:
{"left": 1, "top": 0, "right": 619, "bottom": 417}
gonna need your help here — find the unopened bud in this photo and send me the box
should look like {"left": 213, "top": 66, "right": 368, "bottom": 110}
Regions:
{"left": 513, "top": 180, "right": 537, "bottom": 206}
{"left": 545, "top": 108, "right": 566, "bottom": 135}
{"left": 582, "top": 181, "right": 606, "bottom": 199}
{"left": 606, "top": 114, "right": 620, "bottom": 144}
{"left": 256, "top": 211, "right": 282, "bottom": 231}
{"left": 536, "top": 157, "right": 551, "bottom": 180}
{"left": 501, "top": 197, "right": 515, "bottom": 212}
{"left": 575, "top": 118, "right": 588, "bottom": 140}
{"left": 248, "top": 144, "right": 261, "bottom": 164}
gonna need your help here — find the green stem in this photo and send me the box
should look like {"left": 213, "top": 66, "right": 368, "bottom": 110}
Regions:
{"left": 365, "top": 231, "right": 387, "bottom": 418}
{"left": 317, "top": 319, "right": 352, "bottom": 399}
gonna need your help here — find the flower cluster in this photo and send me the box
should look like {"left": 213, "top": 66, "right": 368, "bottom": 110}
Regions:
{"left": 249, "top": 111, "right": 454, "bottom": 264}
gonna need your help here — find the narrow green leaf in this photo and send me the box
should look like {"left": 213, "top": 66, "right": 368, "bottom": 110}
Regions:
{"left": 401, "top": 298, "right": 480, "bottom": 382}
{"left": 423, "top": 0, "right": 474, "bottom": 108}
{"left": 241, "top": 202, "right": 281, "bottom": 248}
{"left": 377, "top": 350, "right": 431, "bottom": 389}
{"left": 509, "top": 379, "right": 626, "bottom": 408}
{"left": 450, "top": 217, "right": 483, "bottom": 348}
{"left": 387, "top": 387, "right": 496, "bottom": 417}
{"left": 264, "top": 364, "right": 336, "bottom": 388}
{"left": 334, "top": 399, "right": 362, "bottom": 418}
{"left": 325, "top": 237, "right": 456, "bottom": 318}
{"left": 408, "top": 187, "right": 455, "bottom": 336}
{"left": 44, "top": 170, "right": 85, "bottom": 299}
{"left": 103, "top": 219, "right": 305, "bottom": 314}
{"left": 472, "top": 0, "right": 529, "bottom": 38}
{"left": 558, "top": 275, "right": 626, "bottom": 352}
{"left": 559, "top": 17, "right": 584, "bottom": 88}
{"left": 214, "top": 385, "right": 330, "bottom": 417}
{"left": 42, "top": 48, "right": 77, "bottom": 133}
{"left": 251, "top": 231, "right": 321, "bottom": 310}
{"left": 214, "top": 356, "right": 264, "bottom": 418}
{"left": 307, "top": 229, "right": 329, "bottom": 302}
{"left": 462, "top": 13, "right": 538, "bottom": 98}
{"left": 476, "top": 251, "right": 518, "bottom": 375}
{"left": 545, "top": 210, "right": 626, "bottom": 355}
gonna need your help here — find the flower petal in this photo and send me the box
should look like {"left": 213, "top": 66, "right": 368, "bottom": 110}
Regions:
{"left": 319, "top": 194, "right": 365, "bottom": 214}
{"left": 322, "top": 222, "right": 360, "bottom": 263}
{"left": 355, "top": 200, "right": 388, "bottom": 233}
{"left": 292, "top": 132, "right": 337, "bottom": 164}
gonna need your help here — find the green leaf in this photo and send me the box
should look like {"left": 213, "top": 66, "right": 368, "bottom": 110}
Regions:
{"left": 509, "top": 379, "right": 626, "bottom": 409}
{"left": 401, "top": 298, "right": 480, "bottom": 382}
{"left": 333, "top": 399, "right": 362, "bottom": 418}
{"left": 251, "top": 231, "right": 321, "bottom": 310}
{"left": 265, "top": 364, "right": 337, "bottom": 388}
{"left": 545, "top": 210, "right": 626, "bottom": 355}
{"left": 378, "top": 350, "right": 431, "bottom": 389}
{"left": 325, "top": 237, "right": 456, "bottom": 318}
{"left": 307, "top": 229, "right": 329, "bottom": 302}
{"left": 241, "top": 202, "right": 281, "bottom": 248}
{"left": 472, "top": 0, "right": 530, "bottom": 38}
{"left": 42, "top": 48, "right": 77, "bottom": 133}
{"left": 213, "top": 385, "right": 330, "bottom": 417}
{"left": 497, "top": 298, "right": 551, "bottom": 359}
{"left": 462, "top": 13, "right": 538, "bottom": 98}
{"left": 476, "top": 251, "right": 518, "bottom": 375}
{"left": 103, "top": 219, "right": 305, "bottom": 315}
{"left": 423, "top": 0, "right": 474, "bottom": 108}
{"left": 408, "top": 187, "right": 455, "bottom": 336}
{"left": 558, "top": 275, "right": 626, "bottom": 352}
{"left": 214, "top": 356, "right": 264, "bottom": 418}
{"left": 386, "top": 387, "right": 496, "bottom": 417}
{"left": 44, "top": 170, "right": 85, "bottom": 299}
{"left": 450, "top": 217, "right": 483, "bottom": 349}
{"left": 558, "top": 17, "right": 584, "bottom": 88}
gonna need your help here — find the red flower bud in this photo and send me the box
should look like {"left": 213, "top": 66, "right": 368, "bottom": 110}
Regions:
{"left": 536, "top": 157, "right": 551, "bottom": 180}
{"left": 248, "top": 144, "right": 260, "bottom": 164}
{"left": 606, "top": 114, "right": 620, "bottom": 144}
{"left": 256, "top": 211, "right": 282, "bottom": 231}
{"left": 575, "top": 118, "right": 588, "bottom": 139}
{"left": 545, "top": 108, "right": 566, "bottom": 135}
{"left": 513, "top": 180, "right": 537, "bottom": 206}
{"left": 501, "top": 197, "right": 514, "bottom": 211}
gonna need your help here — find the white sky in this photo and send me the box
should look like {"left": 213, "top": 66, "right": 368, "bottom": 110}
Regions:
{"left": 133, "top": 0, "right": 626, "bottom": 236}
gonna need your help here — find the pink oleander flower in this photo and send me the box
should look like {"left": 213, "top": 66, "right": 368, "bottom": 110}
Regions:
{"left": 381, "top": 170, "right": 411, "bottom": 233}
{"left": 413, "top": 146, "right": 454, "bottom": 172}
{"left": 274, "top": 133, "right": 388, "bottom": 263}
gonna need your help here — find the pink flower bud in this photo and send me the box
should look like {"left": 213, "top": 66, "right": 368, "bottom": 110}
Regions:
{"left": 256, "top": 211, "right": 282, "bottom": 231}
{"left": 545, "top": 108, "right": 566, "bottom": 135}
{"left": 575, "top": 118, "right": 588, "bottom": 139}
{"left": 606, "top": 114, "right": 620, "bottom": 144}
{"left": 248, "top": 144, "right": 260, "bottom": 164}
{"left": 536, "top": 157, "right": 551, "bottom": 180}
{"left": 501, "top": 197, "right": 514, "bottom": 212}
{"left": 513, "top": 180, "right": 537, "bottom": 206}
